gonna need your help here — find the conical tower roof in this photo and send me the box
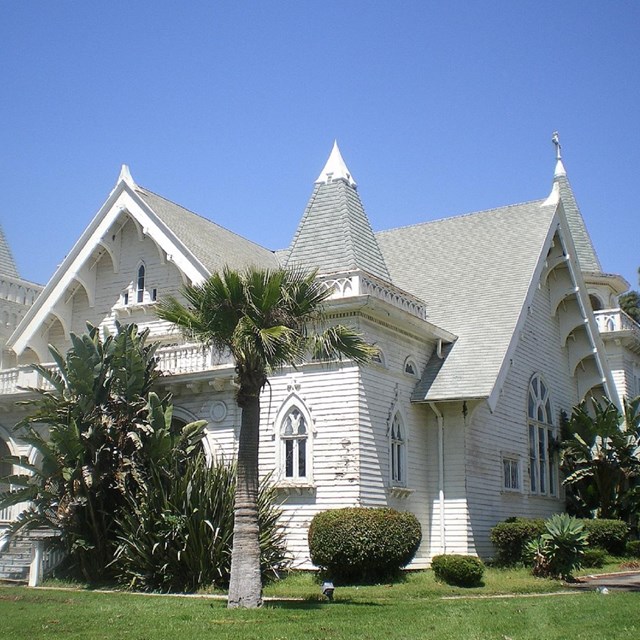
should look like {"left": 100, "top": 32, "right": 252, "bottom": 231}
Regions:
{"left": 548, "top": 133, "right": 602, "bottom": 273}
{"left": 0, "top": 224, "right": 19, "bottom": 278}
{"left": 285, "top": 142, "right": 391, "bottom": 281}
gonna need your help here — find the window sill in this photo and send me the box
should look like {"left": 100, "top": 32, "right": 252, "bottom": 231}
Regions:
{"left": 114, "top": 301, "right": 158, "bottom": 316}
{"left": 275, "top": 482, "right": 316, "bottom": 496}
{"left": 386, "top": 486, "right": 413, "bottom": 499}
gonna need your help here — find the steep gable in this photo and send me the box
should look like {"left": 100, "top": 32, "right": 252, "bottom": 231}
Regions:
{"left": 8, "top": 168, "right": 277, "bottom": 361}
{"left": 377, "top": 200, "right": 559, "bottom": 403}
{"left": 285, "top": 142, "right": 390, "bottom": 280}
{"left": 552, "top": 158, "right": 602, "bottom": 273}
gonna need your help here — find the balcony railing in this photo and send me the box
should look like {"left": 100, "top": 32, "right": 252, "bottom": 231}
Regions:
{"left": 318, "top": 270, "right": 428, "bottom": 321}
{"left": 594, "top": 308, "right": 640, "bottom": 341}
{"left": 0, "top": 344, "right": 232, "bottom": 396}
{"left": 156, "top": 343, "right": 231, "bottom": 374}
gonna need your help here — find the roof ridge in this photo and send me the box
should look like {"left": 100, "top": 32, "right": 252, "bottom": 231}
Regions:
{"left": 376, "top": 198, "right": 548, "bottom": 236}
{"left": 137, "top": 186, "right": 275, "bottom": 254}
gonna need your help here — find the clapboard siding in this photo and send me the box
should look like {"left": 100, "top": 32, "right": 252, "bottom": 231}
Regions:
{"left": 464, "top": 276, "right": 574, "bottom": 558}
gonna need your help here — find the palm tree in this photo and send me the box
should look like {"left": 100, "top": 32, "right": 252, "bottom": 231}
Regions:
{"left": 156, "top": 267, "right": 376, "bottom": 608}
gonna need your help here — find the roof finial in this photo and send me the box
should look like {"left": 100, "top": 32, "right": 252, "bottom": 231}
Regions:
{"left": 117, "top": 164, "right": 136, "bottom": 187}
{"left": 551, "top": 131, "right": 566, "bottom": 178}
{"left": 552, "top": 131, "right": 562, "bottom": 160}
{"left": 315, "top": 141, "right": 357, "bottom": 188}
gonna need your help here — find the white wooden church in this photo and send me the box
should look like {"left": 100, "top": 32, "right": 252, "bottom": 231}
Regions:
{"left": 1, "top": 138, "right": 639, "bottom": 569}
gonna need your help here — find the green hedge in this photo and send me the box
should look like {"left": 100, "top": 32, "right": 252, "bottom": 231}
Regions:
{"left": 626, "top": 540, "right": 640, "bottom": 558}
{"left": 581, "top": 519, "right": 628, "bottom": 555}
{"left": 489, "top": 518, "right": 546, "bottom": 564}
{"left": 491, "top": 516, "right": 629, "bottom": 564}
{"left": 581, "top": 548, "right": 607, "bottom": 568}
{"left": 431, "top": 554, "right": 484, "bottom": 587}
{"left": 308, "top": 507, "right": 421, "bottom": 583}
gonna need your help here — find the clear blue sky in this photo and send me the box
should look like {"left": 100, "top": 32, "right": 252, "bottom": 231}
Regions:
{"left": 1, "top": 2, "right": 638, "bottom": 289}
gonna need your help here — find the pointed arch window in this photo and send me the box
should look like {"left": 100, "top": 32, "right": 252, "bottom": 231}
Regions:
{"left": 281, "top": 406, "right": 309, "bottom": 480}
{"left": 527, "top": 373, "right": 557, "bottom": 497}
{"left": 390, "top": 412, "right": 406, "bottom": 486}
{"left": 404, "top": 357, "right": 418, "bottom": 376}
{"left": 136, "top": 264, "right": 146, "bottom": 303}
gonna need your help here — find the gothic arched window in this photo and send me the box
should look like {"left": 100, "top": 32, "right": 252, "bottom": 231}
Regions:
{"left": 390, "top": 412, "right": 406, "bottom": 486}
{"left": 527, "top": 373, "right": 557, "bottom": 496}
{"left": 136, "top": 263, "right": 146, "bottom": 303}
{"left": 281, "top": 406, "right": 308, "bottom": 480}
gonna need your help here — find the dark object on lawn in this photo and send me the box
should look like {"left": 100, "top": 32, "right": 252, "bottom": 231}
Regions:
{"left": 322, "top": 581, "right": 335, "bottom": 601}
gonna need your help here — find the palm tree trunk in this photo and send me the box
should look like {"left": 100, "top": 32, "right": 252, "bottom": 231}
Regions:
{"left": 227, "top": 389, "right": 263, "bottom": 608}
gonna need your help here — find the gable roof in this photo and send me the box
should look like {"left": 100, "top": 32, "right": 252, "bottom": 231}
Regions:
{"left": 284, "top": 143, "right": 391, "bottom": 280}
{"left": 8, "top": 170, "right": 278, "bottom": 358}
{"left": 552, "top": 159, "right": 602, "bottom": 273}
{"left": 136, "top": 188, "right": 278, "bottom": 273}
{"left": 0, "top": 224, "right": 19, "bottom": 278}
{"left": 377, "top": 199, "right": 559, "bottom": 403}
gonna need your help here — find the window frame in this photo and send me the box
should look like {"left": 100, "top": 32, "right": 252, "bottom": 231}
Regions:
{"left": 501, "top": 454, "right": 521, "bottom": 492}
{"left": 279, "top": 404, "right": 311, "bottom": 483}
{"left": 527, "top": 373, "right": 557, "bottom": 497}
{"left": 136, "top": 263, "right": 146, "bottom": 304}
{"left": 390, "top": 412, "right": 407, "bottom": 487}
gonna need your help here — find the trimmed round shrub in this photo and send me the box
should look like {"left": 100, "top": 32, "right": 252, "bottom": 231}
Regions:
{"left": 431, "top": 554, "right": 484, "bottom": 587}
{"left": 490, "top": 517, "right": 546, "bottom": 565}
{"left": 626, "top": 540, "right": 640, "bottom": 558}
{"left": 308, "top": 507, "right": 421, "bottom": 583}
{"left": 580, "top": 519, "right": 628, "bottom": 555}
{"left": 581, "top": 547, "right": 607, "bottom": 569}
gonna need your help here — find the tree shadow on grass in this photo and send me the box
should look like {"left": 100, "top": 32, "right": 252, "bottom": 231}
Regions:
{"left": 265, "top": 599, "right": 384, "bottom": 609}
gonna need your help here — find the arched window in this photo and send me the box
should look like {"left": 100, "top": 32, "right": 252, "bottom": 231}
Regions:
{"left": 527, "top": 374, "right": 557, "bottom": 496}
{"left": 404, "top": 357, "right": 418, "bottom": 376}
{"left": 137, "top": 264, "right": 146, "bottom": 303}
{"left": 589, "top": 294, "right": 603, "bottom": 311}
{"left": 281, "top": 406, "right": 308, "bottom": 480}
{"left": 390, "top": 412, "right": 406, "bottom": 486}
{"left": 371, "top": 348, "right": 386, "bottom": 367}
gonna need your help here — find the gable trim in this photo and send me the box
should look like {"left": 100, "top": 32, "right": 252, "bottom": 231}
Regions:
{"left": 9, "top": 180, "right": 211, "bottom": 357}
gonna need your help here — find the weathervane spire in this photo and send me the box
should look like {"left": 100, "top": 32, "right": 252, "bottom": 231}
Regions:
{"left": 551, "top": 131, "right": 566, "bottom": 178}
{"left": 552, "top": 131, "right": 562, "bottom": 160}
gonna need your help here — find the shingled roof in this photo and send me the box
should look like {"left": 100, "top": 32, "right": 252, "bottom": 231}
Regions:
{"left": 137, "top": 188, "right": 279, "bottom": 274}
{"left": 377, "top": 199, "right": 558, "bottom": 402}
{"left": 284, "top": 143, "right": 390, "bottom": 280}
{"left": 0, "top": 224, "right": 19, "bottom": 278}
{"left": 553, "top": 159, "right": 602, "bottom": 273}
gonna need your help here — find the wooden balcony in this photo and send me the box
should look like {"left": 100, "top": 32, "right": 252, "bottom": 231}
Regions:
{"left": 594, "top": 308, "right": 640, "bottom": 353}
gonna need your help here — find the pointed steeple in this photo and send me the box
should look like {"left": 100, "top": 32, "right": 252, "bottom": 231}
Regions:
{"left": 547, "top": 132, "right": 601, "bottom": 272}
{"left": 0, "top": 224, "right": 19, "bottom": 278}
{"left": 315, "top": 141, "right": 357, "bottom": 187}
{"left": 285, "top": 143, "right": 391, "bottom": 281}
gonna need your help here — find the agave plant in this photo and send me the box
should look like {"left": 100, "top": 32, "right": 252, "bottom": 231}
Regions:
{"left": 524, "top": 513, "right": 588, "bottom": 580}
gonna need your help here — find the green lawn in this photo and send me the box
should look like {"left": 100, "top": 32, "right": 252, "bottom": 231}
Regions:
{"left": 1, "top": 570, "right": 638, "bottom": 640}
